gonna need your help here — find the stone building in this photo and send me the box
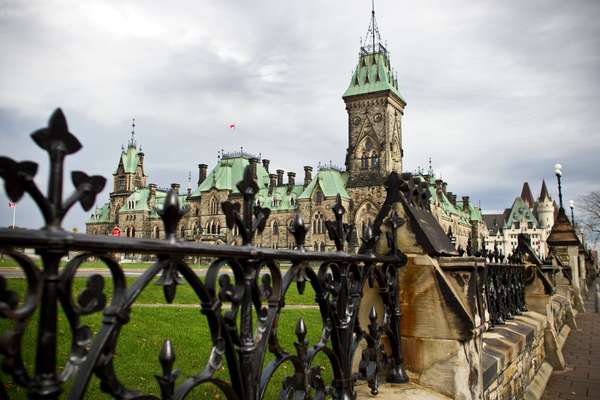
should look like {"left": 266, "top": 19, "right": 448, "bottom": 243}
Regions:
{"left": 86, "top": 9, "right": 485, "bottom": 252}
{"left": 482, "top": 181, "right": 557, "bottom": 257}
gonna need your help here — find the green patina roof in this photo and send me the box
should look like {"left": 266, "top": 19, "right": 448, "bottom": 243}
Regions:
{"left": 343, "top": 52, "right": 404, "bottom": 102}
{"left": 193, "top": 157, "right": 270, "bottom": 195}
{"left": 256, "top": 185, "right": 304, "bottom": 212}
{"left": 504, "top": 197, "right": 539, "bottom": 229}
{"left": 298, "top": 169, "right": 349, "bottom": 200}
{"left": 114, "top": 145, "right": 142, "bottom": 174}
{"left": 118, "top": 188, "right": 188, "bottom": 218}
{"left": 87, "top": 203, "right": 111, "bottom": 224}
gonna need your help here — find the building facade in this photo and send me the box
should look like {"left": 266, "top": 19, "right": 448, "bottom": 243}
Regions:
{"left": 482, "top": 181, "right": 557, "bottom": 257}
{"left": 86, "top": 10, "right": 485, "bottom": 252}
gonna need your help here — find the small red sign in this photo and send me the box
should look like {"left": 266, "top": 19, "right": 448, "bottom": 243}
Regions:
{"left": 111, "top": 227, "right": 121, "bottom": 237}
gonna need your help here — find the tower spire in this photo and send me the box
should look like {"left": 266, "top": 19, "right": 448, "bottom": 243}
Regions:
{"left": 362, "top": 0, "right": 384, "bottom": 55}
{"left": 128, "top": 117, "right": 137, "bottom": 149}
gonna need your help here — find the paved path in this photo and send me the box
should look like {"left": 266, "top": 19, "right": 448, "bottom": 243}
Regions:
{"left": 0, "top": 267, "right": 290, "bottom": 278}
{"left": 542, "top": 289, "right": 600, "bottom": 400}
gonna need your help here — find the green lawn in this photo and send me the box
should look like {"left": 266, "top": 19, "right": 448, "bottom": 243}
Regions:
{"left": 1, "top": 307, "right": 330, "bottom": 399}
{"left": 3, "top": 275, "right": 317, "bottom": 306}
{"left": 0, "top": 258, "right": 207, "bottom": 270}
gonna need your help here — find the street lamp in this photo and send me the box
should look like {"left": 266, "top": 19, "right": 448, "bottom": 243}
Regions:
{"left": 569, "top": 200, "right": 575, "bottom": 226}
{"left": 554, "top": 163, "right": 564, "bottom": 210}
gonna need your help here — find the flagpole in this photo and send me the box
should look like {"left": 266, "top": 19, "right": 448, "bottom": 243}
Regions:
{"left": 11, "top": 204, "right": 16, "bottom": 228}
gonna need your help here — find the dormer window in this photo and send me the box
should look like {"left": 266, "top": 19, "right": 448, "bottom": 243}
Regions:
{"left": 315, "top": 191, "right": 324, "bottom": 205}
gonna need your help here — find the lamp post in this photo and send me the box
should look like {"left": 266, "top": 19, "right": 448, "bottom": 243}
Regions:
{"left": 554, "top": 163, "right": 564, "bottom": 210}
{"left": 569, "top": 200, "right": 575, "bottom": 227}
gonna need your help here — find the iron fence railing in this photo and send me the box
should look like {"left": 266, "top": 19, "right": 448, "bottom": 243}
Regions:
{"left": 0, "top": 109, "right": 409, "bottom": 399}
{"left": 484, "top": 263, "right": 527, "bottom": 327}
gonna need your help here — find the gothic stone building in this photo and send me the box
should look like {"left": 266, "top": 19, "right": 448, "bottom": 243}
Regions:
{"left": 482, "top": 181, "right": 557, "bottom": 258}
{"left": 86, "top": 12, "right": 485, "bottom": 252}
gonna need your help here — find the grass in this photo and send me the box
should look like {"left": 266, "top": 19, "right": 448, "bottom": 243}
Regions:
{"left": 3, "top": 275, "right": 317, "bottom": 306}
{"left": 0, "top": 258, "right": 208, "bottom": 270}
{"left": 1, "top": 307, "right": 330, "bottom": 399}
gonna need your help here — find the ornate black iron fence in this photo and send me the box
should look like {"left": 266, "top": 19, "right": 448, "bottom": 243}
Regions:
{"left": 0, "top": 110, "right": 409, "bottom": 399}
{"left": 484, "top": 263, "right": 527, "bottom": 327}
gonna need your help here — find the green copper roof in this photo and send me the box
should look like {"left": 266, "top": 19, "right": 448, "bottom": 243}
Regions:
{"left": 256, "top": 185, "right": 304, "bottom": 212}
{"left": 114, "top": 145, "right": 142, "bottom": 174}
{"left": 87, "top": 202, "right": 111, "bottom": 224}
{"left": 118, "top": 188, "right": 188, "bottom": 218}
{"left": 193, "top": 157, "right": 270, "bottom": 195}
{"left": 298, "top": 169, "right": 349, "bottom": 200}
{"left": 504, "top": 197, "right": 539, "bottom": 229}
{"left": 343, "top": 52, "right": 404, "bottom": 102}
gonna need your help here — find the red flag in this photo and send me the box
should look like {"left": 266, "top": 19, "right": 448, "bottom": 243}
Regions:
{"left": 8, "top": 202, "right": 16, "bottom": 208}
{"left": 229, "top": 123, "right": 236, "bottom": 130}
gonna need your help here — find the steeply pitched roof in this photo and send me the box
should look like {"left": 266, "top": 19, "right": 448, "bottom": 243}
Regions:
{"left": 343, "top": 52, "right": 404, "bottom": 102}
{"left": 483, "top": 213, "right": 505, "bottom": 235}
{"left": 119, "top": 187, "right": 188, "bottom": 218}
{"left": 256, "top": 185, "right": 304, "bottom": 212}
{"left": 114, "top": 145, "right": 143, "bottom": 174}
{"left": 539, "top": 180, "right": 551, "bottom": 202}
{"left": 193, "top": 156, "right": 270, "bottom": 195}
{"left": 520, "top": 182, "right": 534, "bottom": 208}
{"left": 298, "top": 168, "right": 350, "bottom": 200}
{"left": 87, "top": 202, "right": 111, "bottom": 224}
{"left": 505, "top": 197, "right": 539, "bottom": 228}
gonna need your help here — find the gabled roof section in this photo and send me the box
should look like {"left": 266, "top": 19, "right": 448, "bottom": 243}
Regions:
{"left": 298, "top": 169, "right": 350, "bottom": 200}
{"left": 118, "top": 187, "right": 188, "bottom": 218}
{"left": 193, "top": 156, "right": 270, "bottom": 195}
{"left": 87, "top": 202, "right": 111, "bottom": 224}
{"left": 483, "top": 213, "right": 505, "bottom": 235}
{"left": 256, "top": 185, "right": 304, "bottom": 212}
{"left": 520, "top": 182, "right": 534, "bottom": 208}
{"left": 505, "top": 197, "right": 539, "bottom": 228}
{"left": 343, "top": 52, "right": 404, "bottom": 102}
{"left": 539, "top": 180, "right": 552, "bottom": 202}
{"left": 114, "top": 145, "right": 143, "bottom": 175}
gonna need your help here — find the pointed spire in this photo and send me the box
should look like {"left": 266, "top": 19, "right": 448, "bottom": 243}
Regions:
{"left": 128, "top": 117, "right": 137, "bottom": 149}
{"left": 539, "top": 180, "right": 552, "bottom": 202}
{"left": 361, "top": 0, "right": 384, "bottom": 55}
{"left": 520, "top": 182, "right": 534, "bottom": 209}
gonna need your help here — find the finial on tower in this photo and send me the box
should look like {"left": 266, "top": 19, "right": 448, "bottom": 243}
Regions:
{"left": 361, "top": 0, "right": 385, "bottom": 55}
{"left": 128, "top": 117, "right": 137, "bottom": 148}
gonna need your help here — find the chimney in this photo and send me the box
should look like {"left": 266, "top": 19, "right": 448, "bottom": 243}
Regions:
{"left": 170, "top": 183, "right": 180, "bottom": 194}
{"left": 435, "top": 179, "right": 443, "bottom": 193}
{"left": 462, "top": 196, "right": 470, "bottom": 213}
{"left": 187, "top": 186, "right": 192, "bottom": 197}
{"left": 269, "top": 173, "right": 277, "bottom": 194}
{"left": 148, "top": 183, "right": 157, "bottom": 208}
{"left": 262, "top": 159, "right": 270, "bottom": 173}
{"left": 303, "top": 166, "right": 313, "bottom": 187}
{"left": 249, "top": 158, "right": 258, "bottom": 180}
{"left": 198, "top": 164, "right": 208, "bottom": 185}
{"left": 447, "top": 191, "right": 454, "bottom": 205}
{"left": 276, "top": 169, "right": 284, "bottom": 186}
{"left": 287, "top": 172, "right": 296, "bottom": 193}
{"left": 442, "top": 182, "right": 448, "bottom": 195}
{"left": 450, "top": 194, "right": 457, "bottom": 207}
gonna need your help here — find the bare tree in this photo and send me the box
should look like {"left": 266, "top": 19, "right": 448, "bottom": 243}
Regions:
{"left": 579, "top": 191, "right": 600, "bottom": 248}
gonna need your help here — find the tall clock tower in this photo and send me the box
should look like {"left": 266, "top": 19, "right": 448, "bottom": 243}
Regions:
{"left": 343, "top": 6, "right": 406, "bottom": 187}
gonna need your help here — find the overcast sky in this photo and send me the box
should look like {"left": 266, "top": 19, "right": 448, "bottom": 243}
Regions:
{"left": 1, "top": 0, "right": 599, "bottom": 231}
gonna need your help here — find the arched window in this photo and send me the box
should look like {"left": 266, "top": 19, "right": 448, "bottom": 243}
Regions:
{"left": 314, "top": 242, "right": 318, "bottom": 251}
{"left": 216, "top": 222, "right": 221, "bottom": 235}
{"left": 361, "top": 152, "right": 369, "bottom": 169}
{"left": 290, "top": 196, "right": 295, "bottom": 206}
{"left": 371, "top": 152, "right": 379, "bottom": 168}
{"left": 315, "top": 191, "right": 324, "bottom": 205}
{"left": 272, "top": 220, "right": 279, "bottom": 236}
{"left": 313, "top": 212, "right": 325, "bottom": 235}
{"left": 131, "top": 227, "right": 136, "bottom": 238}
{"left": 153, "top": 226, "right": 159, "bottom": 239}
{"left": 180, "top": 225, "right": 185, "bottom": 239}
{"left": 320, "top": 242, "right": 325, "bottom": 252}
{"left": 118, "top": 176, "right": 125, "bottom": 191}
{"left": 209, "top": 197, "right": 219, "bottom": 215}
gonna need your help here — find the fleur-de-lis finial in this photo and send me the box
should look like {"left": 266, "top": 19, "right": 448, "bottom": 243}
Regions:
{"left": 0, "top": 109, "right": 106, "bottom": 229}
